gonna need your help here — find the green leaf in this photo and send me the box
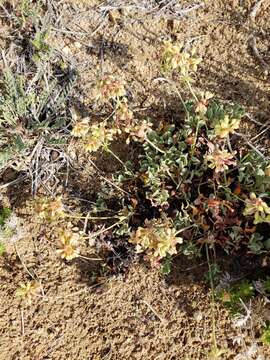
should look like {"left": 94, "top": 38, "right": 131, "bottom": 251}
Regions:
{"left": 0, "top": 242, "right": 6, "bottom": 256}
{"left": 160, "top": 256, "right": 172, "bottom": 275}
{"left": 264, "top": 238, "right": 270, "bottom": 249}
{"left": 261, "top": 324, "right": 270, "bottom": 345}
{"left": 0, "top": 208, "right": 12, "bottom": 226}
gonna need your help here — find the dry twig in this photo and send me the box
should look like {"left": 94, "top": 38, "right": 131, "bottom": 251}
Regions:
{"left": 235, "top": 132, "right": 269, "bottom": 160}
{"left": 99, "top": 1, "right": 204, "bottom": 20}
{"left": 21, "top": 310, "right": 25, "bottom": 336}
{"left": 249, "top": 35, "right": 269, "bottom": 75}
{"left": 141, "top": 300, "right": 165, "bottom": 322}
{"left": 250, "top": 0, "right": 267, "bottom": 20}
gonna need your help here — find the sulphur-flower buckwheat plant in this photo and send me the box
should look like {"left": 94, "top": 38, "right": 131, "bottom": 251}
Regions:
{"left": 34, "top": 196, "right": 65, "bottom": 221}
{"left": 205, "top": 148, "right": 236, "bottom": 173}
{"left": 195, "top": 91, "right": 214, "bottom": 115}
{"left": 114, "top": 99, "right": 134, "bottom": 128}
{"left": 129, "top": 218, "right": 182, "bottom": 265}
{"left": 161, "top": 41, "right": 202, "bottom": 80}
{"left": 97, "top": 75, "right": 126, "bottom": 101}
{"left": 243, "top": 193, "right": 270, "bottom": 224}
{"left": 214, "top": 115, "right": 240, "bottom": 138}
{"left": 16, "top": 281, "right": 41, "bottom": 303}
{"left": 56, "top": 226, "right": 80, "bottom": 260}
{"left": 71, "top": 118, "right": 90, "bottom": 137}
{"left": 84, "top": 122, "right": 118, "bottom": 153}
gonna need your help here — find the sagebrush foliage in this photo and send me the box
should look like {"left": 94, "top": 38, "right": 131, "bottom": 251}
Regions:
{"left": 0, "top": 67, "right": 76, "bottom": 169}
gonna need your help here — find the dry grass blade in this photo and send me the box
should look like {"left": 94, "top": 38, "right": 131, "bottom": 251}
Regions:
{"left": 141, "top": 300, "right": 165, "bottom": 322}
{"left": 250, "top": 124, "right": 270, "bottom": 142}
{"left": 99, "top": 0, "right": 204, "bottom": 19}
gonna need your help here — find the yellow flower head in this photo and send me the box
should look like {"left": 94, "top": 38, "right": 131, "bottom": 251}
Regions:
{"left": 243, "top": 193, "right": 270, "bottom": 224}
{"left": 71, "top": 118, "right": 90, "bottom": 137}
{"left": 84, "top": 123, "right": 117, "bottom": 152}
{"left": 129, "top": 219, "right": 182, "bottom": 264}
{"left": 35, "top": 196, "right": 65, "bottom": 221}
{"left": 16, "top": 281, "right": 40, "bottom": 303}
{"left": 161, "top": 41, "right": 201, "bottom": 77}
{"left": 214, "top": 115, "right": 240, "bottom": 138}
{"left": 195, "top": 91, "right": 214, "bottom": 115}
{"left": 97, "top": 75, "right": 126, "bottom": 101}
{"left": 56, "top": 227, "right": 80, "bottom": 260}
{"left": 205, "top": 148, "right": 236, "bottom": 173}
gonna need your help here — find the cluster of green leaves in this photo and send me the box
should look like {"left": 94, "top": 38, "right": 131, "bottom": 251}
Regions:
{"left": 89, "top": 95, "right": 270, "bottom": 270}
{"left": 218, "top": 278, "right": 270, "bottom": 310}
{"left": 0, "top": 66, "right": 76, "bottom": 169}
{"left": 0, "top": 207, "right": 12, "bottom": 226}
{"left": 261, "top": 323, "right": 270, "bottom": 345}
{"left": 31, "top": 30, "right": 52, "bottom": 63}
{"left": 138, "top": 101, "right": 244, "bottom": 204}
{"left": 15, "top": 0, "right": 42, "bottom": 28}
{"left": 239, "top": 152, "right": 270, "bottom": 193}
{"left": 218, "top": 280, "right": 255, "bottom": 312}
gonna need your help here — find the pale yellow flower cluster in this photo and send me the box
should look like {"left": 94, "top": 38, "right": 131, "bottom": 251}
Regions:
{"left": 195, "top": 91, "right": 214, "bottom": 115}
{"left": 56, "top": 227, "right": 80, "bottom": 260}
{"left": 243, "top": 193, "right": 270, "bottom": 224}
{"left": 214, "top": 115, "right": 240, "bottom": 138}
{"left": 84, "top": 123, "right": 118, "bottom": 152}
{"left": 97, "top": 75, "right": 126, "bottom": 101}
{"left": 162, "top": 41, "right": 202, "bottom": 80}
{"left": 129, "top": 219, "right": 182, "bottom": 264}
{"left": 16, "top": 281, "right": 41, "bottom": 303}
{"left": 71, "top": 118, "right": 90, "bottom": 137}
{"left": 71, "top": 75, "right": 135, "bottom": 149}
{"left": 71, "top": 119, "right": 119, "bottom": 153}
{"left": 205, "top": 148, "right": 236, "bottom": 173}
{"left": 35, "top": 196, "right": 65, "bottom": 221}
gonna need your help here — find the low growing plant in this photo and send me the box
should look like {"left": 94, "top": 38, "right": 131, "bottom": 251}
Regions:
{"left": 68, "top": 40, "right": 270, "bottom": 272}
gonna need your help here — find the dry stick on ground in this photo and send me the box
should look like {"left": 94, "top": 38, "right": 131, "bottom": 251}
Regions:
{"left": 0, "top": 175, "right": 28, "bottom": 190}
{"left": 235, "top": 132, "right": 269, "bottom": 160}
{"left": 21, "top": 309, "right": 25, "bottom": 336}
{"left": 99, "top": 0, "right": 204, "bottom": 19}
{"left": 37, "top": 282, "right": 107, "bottom": 302}
{"left": 249, "top": 35, "right": 270, "bottom": 76}
{"left": 14, "top": 243, "right": 35, "bottom": 280}
{"left": 250, "top": 124, "right": 270, "bottom": 142}
{"left": 245, "top": 113, "right": 264, "bottom": 127}
{"left": 250, "top": 0, "right": 267, "bottom": 20}
{"left": 30, "top": 138, "right": 45, "bottom": 195}
{"left": 155, "top": 2, "right": 205, "bottom": 20}
{"left": 141, "top": 300, "right": 165, "bottom": 322}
